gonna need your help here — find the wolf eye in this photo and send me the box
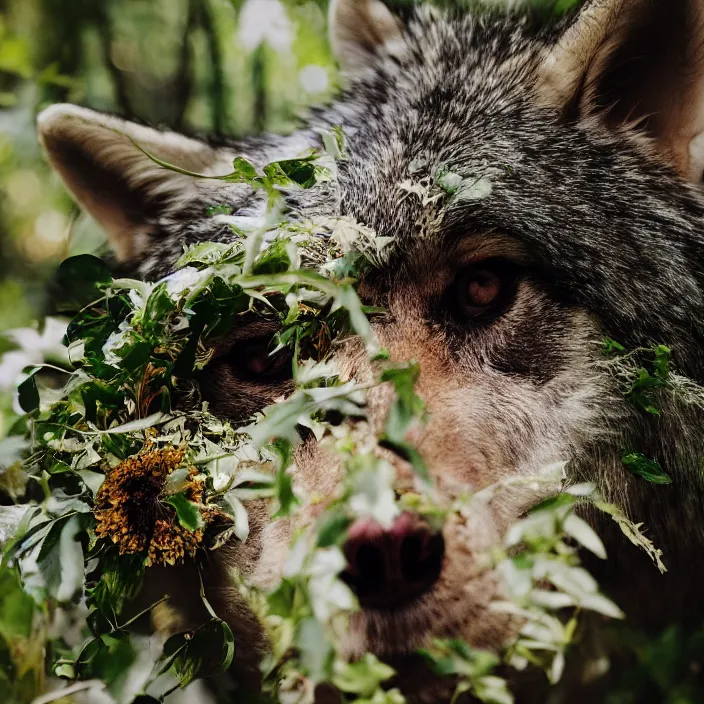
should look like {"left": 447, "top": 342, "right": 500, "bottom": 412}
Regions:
{"left": 230, "top": 337, "right": 293, "bottom": 382}
{"left": 450, "top": 259, "right": 519, "bottom": 321}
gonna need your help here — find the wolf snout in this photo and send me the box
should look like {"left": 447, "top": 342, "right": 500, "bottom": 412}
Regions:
{"left": 341, "top": 512, "right": 445, "bottom": 610}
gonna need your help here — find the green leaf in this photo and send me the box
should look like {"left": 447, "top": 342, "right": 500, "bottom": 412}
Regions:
{"left": 205, "top": 205, "right": 233, "bottom": 217}
{"left": 76, "top": 631, "right": 136, "bottom": 688}
{"left": 652, "top": 344, "right": 671, "bottom": 381}
{"left": 230, "top": 156, "right": 259, "bottom": 183}
{"left": 602, "top": 337, "right": 626, "bottom": 354}
{"left": 162, "top": 619, "right": 234, "bottom": 687}
{"left": 53, "top": 254, "right": 112, "bottom": 313}
{"left": 252, "top": 237, "right": 292, "bottom": 276}
{"left": 333, "top": 653, "right": 396, "bottom": 697}
{"left": 529, "top": 493, "right": 576, "bottom": 514}
{"left": 37, "top": 514, "right": 86, "bottom": 602}
{"left": 119, "top": 341, "right": 152, "bottom": 373}
{"left": 316, "top": 510, "right": 352, "bottom": 548}
{"left": 164, "top": 493, "right": 204, "bottom": 532}
{"left": 17, "top": 371, "right": 39, "bottom": 414}
{"left": 622, "top": 452, "right": 672, "bottom": 485}
{"left": 88, "top": 552, "right": 145, "bottom": 619}
{"left": 264, "top": 157, "right": 318, "bottom": 189}
{"left": 221, "top": 493, "right": 250, "bottom": 542}
{"left": 0, "top": 566, "right": 35, "bottom": 642}
{"left": 562, "top": 514, "right": 607, "bottom": 559}
{"left": 322, "top": 126, "right": 346, "bottom": 160}
{"left": 296, "top": 617, "right": 333, "bottom": 682}
{"left": 103, "top": 412, "right": 167, "bottom": 435}
{"left": 272, "top": 461, "right": 299, "bottom": 519}
{"left": 553, "top": 0, "right": 584, "bottom": 15}
{"left": 143, "top": 282, "right": 177, "bottom": 321}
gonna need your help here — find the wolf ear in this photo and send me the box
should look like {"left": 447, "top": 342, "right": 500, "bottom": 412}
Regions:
{"left": 328, "top": 0, "right": 406, "bottom": 74}
{"left": 539, "top": 0, "right": 704, "bottom": 182}
{"left": 38, "top": 104, "right": 231, "bottom": 262}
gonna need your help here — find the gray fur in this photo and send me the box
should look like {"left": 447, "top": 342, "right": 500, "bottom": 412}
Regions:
{"left": 39, "top": 0, "right": 704, "bottom": 700}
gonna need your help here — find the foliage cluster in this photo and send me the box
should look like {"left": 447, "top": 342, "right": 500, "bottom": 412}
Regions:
{"left": 0, "top": 2, "right": 702, "bottom": 704}
{"left": 0, "top": 129, "right": 652, "bottom": 704}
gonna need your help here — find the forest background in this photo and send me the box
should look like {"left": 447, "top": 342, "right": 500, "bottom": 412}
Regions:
{"left": 0, "top": 0, "right": 345, "bottom": 437}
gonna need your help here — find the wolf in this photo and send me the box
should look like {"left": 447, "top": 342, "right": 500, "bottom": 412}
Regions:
{"left": 37, "top": 0, "right": 704, "bottom": 700}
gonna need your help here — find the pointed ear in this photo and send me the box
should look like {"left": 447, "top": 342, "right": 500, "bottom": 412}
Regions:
{"left": 328, "top": 0, "right": 407, "bottom": 75}
{"left": 538, "top": 0, "right": 704, "bottom": 182}
{"left": 37, "top": 104, "right": 232, "bottom": 262}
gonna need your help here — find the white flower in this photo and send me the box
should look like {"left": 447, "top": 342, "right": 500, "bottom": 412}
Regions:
{"left": 0, "top": 317, "right": 68, "bottom": 391}
{"left": 212, "top": 473, "right": 230, "bottom": 492}
{"left": 238, "top": 0, "right": 293, "bottom": 53}
{"left": 0, "top": 351, "right": 35, "bottom": 392}
{"left": 307, "top": 547, "right": 356, "bottom": 622}
{"left": 348, "top": 460, "right": 400, "bottom": 529}
{"left": 162, "top": 266, "right": 208, "bottom": 299}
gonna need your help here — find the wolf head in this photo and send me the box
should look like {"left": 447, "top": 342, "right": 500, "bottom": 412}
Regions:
{"left": 38, "top": 0, "right": 704, "bottom": 695}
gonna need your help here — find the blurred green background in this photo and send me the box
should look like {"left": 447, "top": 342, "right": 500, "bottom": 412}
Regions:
{"left": 0, "top": 0, "right": 336, "bottom": 331}
{"left": 0, "top": 0, "right": 338, "bottom": 438}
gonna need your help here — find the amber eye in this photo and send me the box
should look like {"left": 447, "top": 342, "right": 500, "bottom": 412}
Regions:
{"left": 230, "top": 337, "right": 293, "bottom": 382}
{"left": 450, "top": 259, "right": 519, "bottom": 321}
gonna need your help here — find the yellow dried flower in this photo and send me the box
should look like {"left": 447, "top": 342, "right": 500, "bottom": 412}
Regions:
{"left": 94, "top": 446, "right": 206, "bottom": 566}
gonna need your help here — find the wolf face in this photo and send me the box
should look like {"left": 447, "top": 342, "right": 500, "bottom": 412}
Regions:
{"left": 37, "top": 0, "right": 704, "bottom": 698}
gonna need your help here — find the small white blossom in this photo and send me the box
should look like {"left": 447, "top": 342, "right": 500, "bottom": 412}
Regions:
{"left": 348, "top": 460, "right": 399, "bottom": 529}
{"left": 212, "top": 473, "right": 230, "bottom": 492}
{"left": 162, "top": 266, "right": 208, "bottom": 299}
{"left": 0, "top": 351, "right": 35, "bottom": 392}
{"left": 0, "top": 317, "right": 68, "bottom": 390}
{"left": 307, "top": 547, "right": 356, "bottom": 622}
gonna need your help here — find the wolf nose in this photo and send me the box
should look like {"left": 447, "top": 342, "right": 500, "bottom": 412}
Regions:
{"left": 341, "top": 512, "right": 444, "bottom": 610}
